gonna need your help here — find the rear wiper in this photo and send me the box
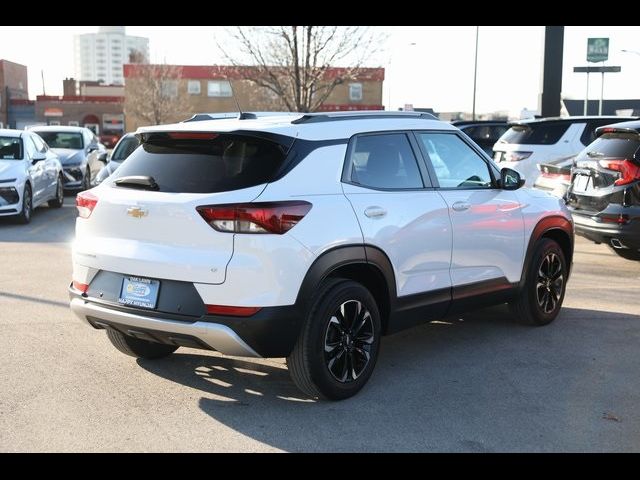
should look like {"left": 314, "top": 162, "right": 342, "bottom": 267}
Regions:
{"left": 586, "top": 151, "right": 604, "bottom": 158}
{"left": 114, "top": 175, "right": 159, "bottom": 191}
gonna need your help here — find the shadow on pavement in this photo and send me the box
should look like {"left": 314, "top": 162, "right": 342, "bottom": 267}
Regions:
{"left": 0, "top": 196, "right": 77, "bottom": 243}
{"left": 0, "top": 291, "right": 70, "bottom": 309}
{"left": 138, "top": 305, "right": 640, "bottom": 452}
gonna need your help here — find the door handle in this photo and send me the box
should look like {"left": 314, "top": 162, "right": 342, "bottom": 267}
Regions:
{"left": 452, "top": 201, "right": 471, "bottom": 212}
{"left": 364, "top": 206, "right": 387, "bottom": 218}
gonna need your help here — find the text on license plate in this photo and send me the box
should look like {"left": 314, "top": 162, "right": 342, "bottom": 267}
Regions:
{"left": 118, "top": 276, "right": 160, "bottom": 309}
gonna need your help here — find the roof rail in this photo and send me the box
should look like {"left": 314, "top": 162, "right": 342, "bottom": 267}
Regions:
{"left": 291, "top": 110, "right": 438, "bottom": 124}
{"left": 182, "top": 112, "right": 300, "bottom": 122}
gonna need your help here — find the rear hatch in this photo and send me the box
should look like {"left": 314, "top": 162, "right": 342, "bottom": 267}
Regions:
{"left": 74, "top": 131, "right": 291, "bottom": 284}
{"left": 567, "top": 131, "right": 640, "bottom": 214}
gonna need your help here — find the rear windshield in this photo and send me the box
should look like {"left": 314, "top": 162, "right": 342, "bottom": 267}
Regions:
{"left": 35, "top": 131, "right": 84, "bottom": 150}
{"left": 576, "top": 132, "right": 640, "bottom": 161}
{"left": 0, "top": 137, "right": 23, "bottom": 160}
{"left": 498, "top": 123, "right": 570, "bottom": 145}
{"left": 110, "top": 132, "right": 289, "bottom": 193}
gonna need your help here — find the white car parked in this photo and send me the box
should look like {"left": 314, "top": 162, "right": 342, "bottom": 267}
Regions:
{"left": 0, "top": 129, "right": 64, "bottom": 224}
{"left": 69, "top": 111, "right": 574, "bottom": 400}
{"left": 493, "top": 116, "right": 636, "bottom": 184}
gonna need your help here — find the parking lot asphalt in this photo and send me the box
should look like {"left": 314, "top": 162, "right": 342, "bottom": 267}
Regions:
{"left": 0, "top": 195, "right": 639, "bottom": 452}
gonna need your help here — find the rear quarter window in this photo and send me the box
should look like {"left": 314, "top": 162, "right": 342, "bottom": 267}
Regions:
{"left": 110, "top": 133, "right": 289, "bottom": 193}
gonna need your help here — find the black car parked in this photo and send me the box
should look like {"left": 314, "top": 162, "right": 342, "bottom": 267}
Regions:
{"left": 451, "top": 120, "right": 508, "bottom": 156}
{"left": 566, "top": 121, "right": 640, "bottom": 260}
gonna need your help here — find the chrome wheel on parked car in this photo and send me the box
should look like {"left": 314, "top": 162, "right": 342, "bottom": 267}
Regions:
{"left": 536, "top": 252, "right": 564, "bottom": 314}
{"left": 324, "top": 300, "right": 375, "bottom": 383}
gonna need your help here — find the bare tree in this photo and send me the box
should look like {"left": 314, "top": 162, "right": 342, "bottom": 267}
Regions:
{"left": 124, "top": 64, "right": 190, "bottom": 127}
{"left": 128, "top": 49, "right": 148, "bottom": 64}
{"left": 219, "top": 26, "right": 383, "bottom": 112}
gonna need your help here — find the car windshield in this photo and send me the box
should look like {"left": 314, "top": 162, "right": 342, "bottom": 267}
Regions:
{"left": 0, "top": 137, "right": 23, "bottom": 160}
{"left": 35, "top": 131, "right": 84, "bottom": 150}
{"left": 111, "top": 136, "right": 140, "bottom": 161}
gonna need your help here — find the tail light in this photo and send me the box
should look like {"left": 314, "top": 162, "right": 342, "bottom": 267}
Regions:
{"left": 76, "top": 191, "right": 98, "bottom": 218}
{"left": 597, "top": 159, "right": 640, "bottom": 186}
{"left": 505, "top": 151, "right": 532, "bottom": 162}
{"left": 197, "top": 201, "right": 312, "bottom": 234}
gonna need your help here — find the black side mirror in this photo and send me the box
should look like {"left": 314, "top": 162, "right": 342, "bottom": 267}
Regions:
{"left": 500, "top": 167, "right": 525, "bottom": 190}
{"left": 98, "top": 152, "right": 108, "bottom": 163}
{"left": 31, "top": 152, "right": 46, "bottom": 164}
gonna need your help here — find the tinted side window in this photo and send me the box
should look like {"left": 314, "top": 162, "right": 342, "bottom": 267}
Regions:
{"left": 348, "top": 133, "right": 424, "bottom": 190}
{"left": 418, "top": 133, "right": 493, "bottom": 189}
{"left": 489, "top": 125, "right": 508, "bottom": 141}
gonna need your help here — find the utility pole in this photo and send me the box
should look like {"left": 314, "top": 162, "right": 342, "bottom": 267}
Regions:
{"left": 41, "top": 70, "right": 46, "bottom": 96}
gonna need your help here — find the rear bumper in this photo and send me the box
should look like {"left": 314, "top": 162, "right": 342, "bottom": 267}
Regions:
{"left": 571, "top": 209, "right": 640, "bottom": 250}
{"left": 69, "top": 287, "right": 303, "bottom": 358}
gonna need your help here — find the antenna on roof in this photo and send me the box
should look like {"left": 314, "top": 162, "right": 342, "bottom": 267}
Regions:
{"left": 228, "top": 79, "right": 248, "bottom": 120}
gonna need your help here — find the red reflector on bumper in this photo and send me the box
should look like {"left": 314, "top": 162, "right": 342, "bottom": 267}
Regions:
{"left": 205, "top": 305, "right": 262, "bottom": 317}
{"left": 73, "top": 281, "right": 89, "bottom": 293}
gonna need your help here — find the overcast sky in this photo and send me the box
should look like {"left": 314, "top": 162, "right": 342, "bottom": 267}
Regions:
{"left": 1, "top": 26, "right": 639, "bottom": 115}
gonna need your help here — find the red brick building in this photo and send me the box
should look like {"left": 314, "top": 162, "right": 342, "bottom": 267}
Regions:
{"left": 124, "top": 64, "right": 384, "bottom": 131}
{"left": 35, "top": 78, "right": 125, "bottom": 145}
{"left": 0, "top": 59, "right": 29, "bottom": 128}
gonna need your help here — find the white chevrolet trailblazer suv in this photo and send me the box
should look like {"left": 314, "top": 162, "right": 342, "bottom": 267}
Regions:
{"left": 69, "top": 111, "right": 574, "bottom": 400}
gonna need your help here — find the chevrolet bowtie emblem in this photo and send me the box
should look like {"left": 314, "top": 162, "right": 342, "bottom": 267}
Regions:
{"left": 126, "top": 206, "right": 148, "bottom": 218}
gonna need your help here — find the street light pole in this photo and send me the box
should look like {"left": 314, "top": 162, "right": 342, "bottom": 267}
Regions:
{"left": 472, "top": 26, "right": 479, "bottom": 121}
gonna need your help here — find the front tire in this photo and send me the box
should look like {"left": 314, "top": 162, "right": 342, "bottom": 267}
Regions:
{"left": 15, "top": 184, "right": 32, "bottom": 224}
{"left": 287, "top": 279, "right": 381, "bottom": 400}
{"left": 48, "top": 175, "right": 64, "bottom": 208}
{"left": 509, "top": 238, "right": 567, "bottom": 326}
{"left": 106, "top": 329, "right": 178, "bottom": 359}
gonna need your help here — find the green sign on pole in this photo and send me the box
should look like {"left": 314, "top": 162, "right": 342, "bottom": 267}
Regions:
{"left": 587, "top": 38, "right": 609, "bottom": 63}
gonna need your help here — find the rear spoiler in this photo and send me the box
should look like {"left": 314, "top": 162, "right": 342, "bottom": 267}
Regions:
{"left": 595, "top": 126, "right": 640, "bottom": 138}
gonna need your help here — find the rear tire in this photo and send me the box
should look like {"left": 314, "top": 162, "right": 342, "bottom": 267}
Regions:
{"left": 287, "top": 278, "right": 381, "bottom": 400}
{"left": 509, "top": 238, "right": 567, "bottom": 326}
{"left": 48, "top": 175, "right": 64, "bottom": 208}
{"left": 611, "top": 247, "right": 640, "bottom": 261}
{"left": 15, "top": 184, "right": 32, "bottom": 224}
{"left": 106, "top": 329, "right": 178, "bottom": 359}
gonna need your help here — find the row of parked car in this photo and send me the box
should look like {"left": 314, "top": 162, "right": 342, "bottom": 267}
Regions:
{"left": 458, "top": 115, "right": 640, "bottom": 261}
{"left": 2, "top": 115, "right": 639, "bottom": 261}
{"left": 0, "top": 126, "right": 138, "bottom": 224}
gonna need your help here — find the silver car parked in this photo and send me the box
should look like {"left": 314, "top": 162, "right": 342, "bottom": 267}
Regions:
{"left": 28, "top": 126, "right": 106, "bottom": 191}
{"left": 0, "top": 129, "right": 64, "bottom": 224}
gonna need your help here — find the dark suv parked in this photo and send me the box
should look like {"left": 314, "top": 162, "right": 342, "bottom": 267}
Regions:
{"left": 566, "top": 120, "right": 640, "bottom": 260}
{"left": 451, "top": 120, "right": 508, "bottom": 156}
